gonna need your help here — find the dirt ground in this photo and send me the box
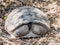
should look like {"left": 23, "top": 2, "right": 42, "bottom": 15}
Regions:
{"left": 0, "top": 0, "right": 60, "bottom": 45}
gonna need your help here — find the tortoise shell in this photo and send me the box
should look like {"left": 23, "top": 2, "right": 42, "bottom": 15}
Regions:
{"left": 5, "top": 6, "right": 50, "bottom": 38}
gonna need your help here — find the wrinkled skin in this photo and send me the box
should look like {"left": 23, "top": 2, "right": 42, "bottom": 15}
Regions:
{"left": 5, "top": 6, "right": 50, "bottom": 38}
{"left": 32, "top": 24, "right": 47, "bottom": 35}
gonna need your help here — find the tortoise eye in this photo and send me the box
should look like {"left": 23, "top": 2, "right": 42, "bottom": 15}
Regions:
{"left": 13, "top": 25, "right": 29, "bottom": 37}
{"left": 32, "top": 24, "right": 47, "bottom": 35}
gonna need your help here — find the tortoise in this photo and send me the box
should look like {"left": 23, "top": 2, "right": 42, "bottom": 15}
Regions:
{"left": 5, "top": 6, "right": 50, "bottom": 38}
